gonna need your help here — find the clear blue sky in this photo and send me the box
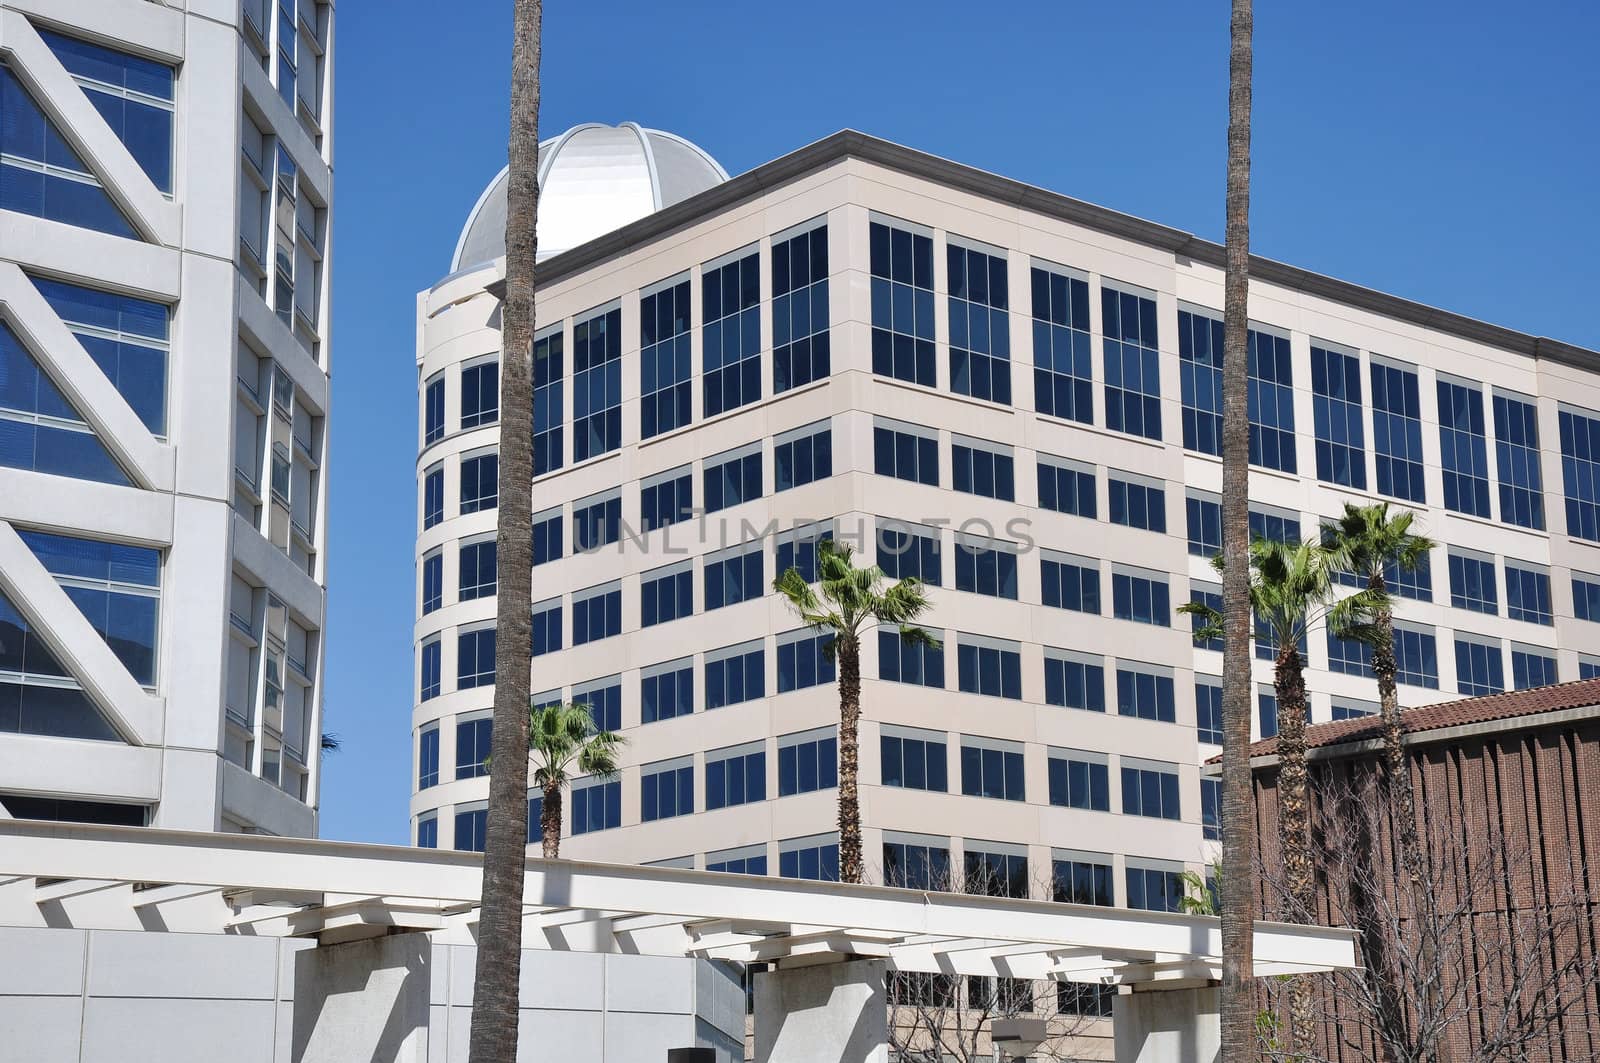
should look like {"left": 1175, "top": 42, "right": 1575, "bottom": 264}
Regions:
{"left": 320, "top": 0, "right": 1599, "bottom": 843}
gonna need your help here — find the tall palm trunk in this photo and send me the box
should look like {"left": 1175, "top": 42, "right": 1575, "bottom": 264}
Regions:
{"left": 467, "top": 3, "right": 541, "bottom": 1062}
{"left": 836, "top": 636, "right": 863, "bottom": 884}
{"left": 541, "top": 782, "right": 562, "bottom": 859}
{"left": 1218, "top": 2, "right": 1257, "bottom": 1060}
{"left": 1273, "top": 643, "right": 1316, "bottom": 1054}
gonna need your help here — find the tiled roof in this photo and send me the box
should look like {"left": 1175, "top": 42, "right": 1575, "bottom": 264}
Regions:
{"left": 1237, "top": 678, "right": 1600, "bottom": 760}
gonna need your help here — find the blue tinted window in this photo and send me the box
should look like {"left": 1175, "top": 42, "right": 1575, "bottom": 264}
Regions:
{"left": 951, "top": 443, "right": 1014, "bottom": 500}
{"left": 778, "top": 732, "right": 837, "bottom": 796}
{"left": 422, "top": 466, "right": 443, "bottom": 529}
{"left": 777, "top": 632, "right": 835, "bottom": 693}
{"left": 419, "top": 638, "right": 440, "bottom": 700}
{"left": 641, "top": 762, "right": 694, "bottom": 822}
{"left": 421, "top": 552, "right": 442, "bottom": 614}
{"left": 419, "top": 726, "right": 438, "bottom": 784}
{"left": 955, "top": 540, "right": 1018, "bottom": 600}
{"left": 869, "top": 221, "right": 935, "bottom": 386}
{"left": 1505, "top": 564, "right": 1552, "bottom": 625}
{"left": 1201, "top": 777, "right": 1221, "bottom": 840}
{"left": 572, "top": 307, "right": 621, "bottom": 461}
{"left": 1574, "top": 575, "right": 1600, "bottom": 623}
{"left": 965, "top": 849, "right": 1029, "bottom": 898}
{"left": 1438, "top": 379, "right": 1491, "bottom": 518}
{"left": 1371, "top": 359, "right": 1427, "bottom": 503}
{"left": 453, "top": 808, "right": 487, "bottom": 852}
{"left": 1493, "top": 393, "right": 1543, "bottom": 530}
{"left": 455, "top": 717, "right": 491, "bottom": 779}
{"left": 532, "top": 511, "right": 561, "bottom": 567}
{"left": 1102, "top": 285, "right": 1161, "bottom": 440}
{"left": 1196, "top": 681, "right": 1222, "bottom": 744}
{"left": 706, "top": 747, "right": 766, "bottom": 810}
{"left": 1253, "top": 606, "right": 1308, "bottom": 663}
{"left": 640, "top": 564, "right": 692, "bottom": 627}
{"left": 423, "top": 374, "right": 444, "bottom": 445}
{"left": 416, "top": 816, "right": 437, "bottom": 849}
{"left": 0, "top": 322, "right": 131, "bottom": 485}
{"left": 1258, "top": 692, "right": 1279, "bottom": 738}
{"left": 572, "top": 585, "right": 621, "bottom": 645}
{"left": 1121, "top": 765, "right": 1180, "bottom": 819}
{"left": 1109, "top": 476, "right": 1166, "bottom": 532}
{"left": 573, "top": 493, "right": 621, "bottom": 553}
{"left": 874, "top": 426, "right": 938, "bottom": 485}
{"left": 880, "top": 732, "right": 947, "bottom": 792}
{"left": 526, "top": 794, "right": 543, "bottom": 844}
{"left": 1395, "top": 625, "right": 1439, "bottom": 688}
{"left": 1112, "top": 571, "right": 1170, "bottom": 626}
{"left": 533, "top": 331, "right": 563, "bottom": 474}
{"left": 1048, "top": 753, "right": 1109, "bottom": 811}
{"left": 1327, "top": 630, "right": 1375, "bottom": 678}
{"left": 1560, "top": 407, "right": 1600, "bottom": 542}
{"left": 1455, "top": 637, "right": 1504, "bottom": 697}
{"left": 703, "top": 252, "right": 761, "bottom": 417}
{"left": 960, "top": 740, "right": 1025, "bottom": 801}
{"left": 705, "top": 544, "right": 762, "bottom": 611}
{"left": 1190, "top": 586, "right": 1223, "bottom": 652}
{"left": 1448, "top": 552, "right": 1498, "bottom": 615}
{"left": 1116, "top": 667, "right": 1175, "bottom": 723}
{"left": 460, "top": 360, "right": 498, "bottom": 429}
{"left": 773, "top": 224, "right": 830, "bottom": 393}
{"left": 641, "top": 664, "right": 693, "bottom": 725}
{"left": 1249, "top": 508, "right": 1301, "bottom": 545}
{"left": 40, "top": 30, "right": 173, "bottom": 193}
{"left": 1584, "top": 660, "right": 1600, "bottom": 680}
{"left": 20, "top": 531, "right": 158, "bottom": 685}
{"left": 775, "top": 425, "right": 831, "bottom": 492}
{"left": 1031, "top": 266, "right": 1092, "bottom": 423}
{"left": 776, "top": 526, "right": 833, "bottom": 584}
{"left": 1178, "top": 309, "right": 1223, "bottom": 455}
{"left": 1053, "top": 858, "right": 1113, "bottom": 906}
{"left": 571, "top": 778, "right": 621, "bottom": 835}
{"left": 1511, "top": 649, "right": 1557, "bottom": 691}
{"left": 1248, "top": 329, "right": 1296, "bottom": 472}
{"left": 883, "top": 839, "right": 950, "bottom": 890}
{"left": 1186, "top": 495, "right": 1221, "bottom": 557}
{"left": 1338, "top": 546, "right": 1435, "bottom": 603}
{"left": 0, "top": 66, "right": 136, "bottom": 237}
{"left": 641, "top": 280, "right": 692, "bottom": 438}
{"left": 1044, "top": 654, "right": 1105, "bottom": 712}
{"left": 530, "top": 600, "right": 561, "bottom": 657}
{"left": 956, "top": 638, "right": 1021, "bottom": 700}
{"left": 458, "top": 540, "right": 495, "bottom": 601}
{"left": 1331, "top": 702, "right": 1375, "bottom": 721}
{"left": 876, "top": 524, "right": 941, "bottom": 586}
{"left": 780, "top": 840, "right": 840, "bottom": 882}
{"left": 459, "top": 453, "right": 498, "bottom": 513}
{"left": 1311, "top": 345, "right": 1366, "bottom": 488}
{"left": 877, "top": 628, "right": 944, "bottom": 688}
{"left": 1041, "top": 556, "right": 1099, "bottom": 614}
{"left": 704, "top": 449, "right": 762, "bottom": 513}
{"left": 640, "top": 469, "right": 692, "bottom": 532}
{"left": 456, "top": 629, "right": 494, "bottom": 689}
{"left": 707, "top": 852, "right": 768, "bottom": 876}
{"left": 1126, "top": 866, "right": 1185, "bottom": 912}
{"left": 1037, "top": 458, "right": 1095, "bottom": 517}
{"left": 705, "top": 644, "right": 764, "bottom": 709}
{"left": 947, "top": 243, "right": 1010, "bottom": 404}
{"left": 34, "top": 277, "right": 168, "bottom": 436}
{"left": 0, "top": 586, "right": 121, "bottom": 740}
{"left": 573, "top": 680, "right": 620, "bottom": 732}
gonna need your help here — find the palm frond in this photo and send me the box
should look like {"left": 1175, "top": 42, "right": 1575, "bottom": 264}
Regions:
{"left": 1179, "top": 598, "right": 1225, "bottom": 643}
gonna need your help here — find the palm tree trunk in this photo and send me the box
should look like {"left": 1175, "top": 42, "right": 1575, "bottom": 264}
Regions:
{"left": 836, "top": 635, "right": 863, "bottom": 884}
{"left": 1274, "top": 643, "right": 1315, "bottom": 1056}
{"left": 1219, "top": 2, "right": 1256, "bottom": 1060}
{"left": 467, "top": 3, "right": 541, "bottom": 1062}
{"left": 541, "top": 782, "right": 561, "bottom": 859}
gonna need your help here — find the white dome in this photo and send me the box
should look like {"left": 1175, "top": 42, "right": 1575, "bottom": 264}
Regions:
{"left": 450, "top": 122, "right": 730, "bottom": 273}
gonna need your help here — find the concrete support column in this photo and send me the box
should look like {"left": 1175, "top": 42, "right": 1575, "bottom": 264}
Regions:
{"left": 291, "top": 933, "right": 431, "bottom": 1063}
{"left": 1112, "top": 986, "right": 1220, "bottom": 1063}
{"left": 753, "top": 959, "right": 888, "bottom": 1063}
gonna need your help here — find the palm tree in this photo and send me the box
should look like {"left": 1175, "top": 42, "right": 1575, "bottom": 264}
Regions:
{"left": 1218, "top": 1, "right": 1256, "bottom": 1059}
{"left": 319, "top": 732, "right": 340, "bottom": 753}
{"left": 1185, "top": 537, "right": 1382, "bottom": 1057}
{"left": 773, "top": 538, "right": 936, "bottom": 884}
{"left": 529, "top": 701, "right": 625, "bottom": 858}
{"left": 467, "top": 1, "right": 541, "bottom": 1060}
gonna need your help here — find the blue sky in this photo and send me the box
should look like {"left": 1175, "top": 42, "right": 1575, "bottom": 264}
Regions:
{"left": 320, "top": 0, "right": 1599, "bottom": 843}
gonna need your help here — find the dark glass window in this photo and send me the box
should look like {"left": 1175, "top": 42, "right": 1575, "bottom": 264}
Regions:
{"left": 1248, "top": 328, "right": 1296, "bottom": 472}
{"left": 571, "top": 584, "right": 621, "bottom": 645}
{"left": 1196, "top": 681, "right": 1223, "bottom": 744}
{"left": 0, "top": 322, "right": 132, "bottom": 485}
{"left": 706, "top": 850, "right": 767, "bottom": 876}
{"left": 571, "top": 778, "right": 621, "bottom": 835}
{"left": 960, "top": 740, "right": 1025, "bottom": 801}
{"left": 773, "top": 223, "right": 830, "bottom": 393}
{"left": 460, "top": 359, "right": 499, "bottom": 430}
{"left": 1178, "top": 309, "right": 1223, "bottom": 455}
{"left": 955, "top": 539, "right": 1018, "bottom": 600}
{"left": 706, "top": 746, "right": 766, "bottom": 810}
{"left": 1583, "top": 659, "right": 1600, "bottom": 680}
{"left": 421, "top": 551, "right": 442, "bottom": 614}
{"left": 775, "top": 525, "right": 833, "bottom": 584}
{"left": 880, "top": 731, "right": 947, "bottom": 792}
{"left": 1493, "top": 393, "right": 1544, "bottom": 530}
{"left": 1327, "top": 630, "right": 1375, "bottom": 678}
{"left": 1395, "top": 624, "right": 1440, "bottom": 688}
{"left": 641, "top": 663, "right": 692, "bottom": 724}
{"left": 459, "top": 452, "right": 498, "bottom": 513}
{"left": 775, "top": 424, "right": 832, "bottom": 492}
{"left": 778, "top": 730, "right": 837, "bottom": 796}
{"left": 1126, "top": 865, "right": 1185, "bottom": 912}
{"left": 1190, "top": 585, "right": 1223, "bottom": 652}
{"left": 1448, "top": 551, "right": 1498, "bottom": 615}
{"left": 947, "top": 242, "right": 1010, "bottom": 404}
{"left": 641, "top": 279, "right": 692, "bottom": 438}
{"left": 40, "top": 30, "right": 173, "bottom": 192}
{"left": 422, "top": 466, "right": 443, "bottom": 529}
{"left": 418, "top": 726, "right": 439, "bottom": 789}
{"left": 416, "top": 815, "right": 438, "bottom": 849}
{"left": 965, "top": 849, "right": 1028, "bottom": 899}
{"left": 1201, "top": 777, "right": 1221, "bottom": 840}
{"left": 1116, "top": 666, "right": 1176, "bottom": 723}
{"left": 1574, "top": 575, "right": 1600, "bottom": 623}
{"left": 456, "top": 628, "right": 494, "bottom": 689}
{"left": 1505, "top": 563, "right": 1552, "bottom": 625}
{"left": 458, "top": 540, "right": 495, "bottom": 601}
{"left": 1041, "top": 554, "right": 1099, "bottom": 614}
{"left": 455, "top": 717, "right": 491, "bottom": 779}
{"left": 777, "top": 631, "right": 835, "bottom": 693}
{"left": 956, "top": 637, "right": 1022, "bottom": 700}
{"left": 1121, "top": 764, "right": 1180, "bottom": 819}
{"left": 419, "top": 638, "right": 440, "bottom": 701}
{"left": 640, "top": 563, "right": 692, "bottom": 627}
{"left": 951, "top": 442, "right": 1015, "bottom": 500}
{"left": 1037, "top": 457, "right": 1095, "bottom": 517}
{"left": 1511, "top": 648, "right": 1557, "bottom": 691}
{"left": 0, "top": 65, "right": 136, "bottom": 237}
{"left": 1249, "top": 507, "right": 1302, "bottom": 545}
{"left": 1045, "top": 654, "right": 1105, "bottom": 712}
{"left": 640, "top": 468, "right": 692, "bottom": 532}
{"left": 1331, "top": 702, "right": 1375, "bottom": 721}
{"left": 453, "top": 808, "right": 487, "bottom": 852}
{"left": 883, "top": 839, "right": 950, "bottom": 890}
{"left": 704, "top": 448, "right": 762, "bottom": 513}
{"left": 705, "top": 543, "right": 763, "bottom": 611}
{"left": 530, "top": 599, "right": 561, "bottom": 657}
{"left": 572, "top": 306, "right": 622, "bottom": 461}
{"left": 1259, "top": 692, "right": 1279, "bottom": 739}
{"left": 1560, "top": 407, "right": 1600, "bottom": 542}
{"left": 876, "top": 523, "right": 941, "bottom": 585}
{"left": 1053, "top": 857, "right": 1114, "bottom": 907}
{"left": 526, "top": 794, "right": 543, "bottom": 844}
{"left": 780, "top": 839, "right": 839, "bottom": 882}
{"left": 1031, "top": 266, "right": 1092, "bottom": 423}
{"left": 1112, "top": 570, "right": 1170, "bottom": 626}
{"left": 874, "top": 425, "right": 938, "bottom": 485}
{"left": 12, "top": 532, "right": 160, "bottom": 690}
{"left": 1102, "top": 284, "right": 1161, "bottom": 440}
{"left": 573, "top": 493, "right": 621, "bottom": 553}
{"left": 1311, "top": 344, "right": 1366, "bottom": 488}
{"left": 34, "top": 277, "right": 169, "bottom": 436}
{"left": 705, "top": 642, "right": 765, "bottom": 709}
{"left": 1455, "top": 637, "right": 1504, "bottom": 697}
{"left": 574, "top": 680, "right": 621, "bottom": 732}
{"left": 533, "top": 331, "right": 563, "bottom": 474}
{"left": 1109, "top": 476, "right": 1166, "bottom": 532}
{"left": 1187, "top": 494, "right": 1221, "bottom": 557}
{"left": 1048, "top": 752, "right": 1109, "bottom": 811}
{"left": 877, "top": 629, "right": 944, "bottom": 688}
{"left": 703, "top": 251, "right": 761, "bottom": 417}
{"left": 1438, "top": 379, "right": 1491, "bottom": 517}
{"left": 532, "top": 510, "right": 562, "bottom": 567}
{"left": 641, "top": 760, "right": 694, "bottom": 822}
{"left": 869, "top": 220, "right": 935, "bottom": 386}
{"left": 1371, "top": 359, "right": 1427, "bottom": 503}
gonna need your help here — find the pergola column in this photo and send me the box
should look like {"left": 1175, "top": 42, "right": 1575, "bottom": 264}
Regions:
{"left": 753, "top": 959, "right": 888, "bottom": 1063}
{"left": 1113, "top": 985, "right": 1221, "bottom": 1063}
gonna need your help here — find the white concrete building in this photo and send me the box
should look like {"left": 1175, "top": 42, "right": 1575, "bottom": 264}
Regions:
{"left": 411, "top": 125, "right": 1600, "bottom": 936}
{"left": 0, "top": 0, "right": 333, "bottom": 835}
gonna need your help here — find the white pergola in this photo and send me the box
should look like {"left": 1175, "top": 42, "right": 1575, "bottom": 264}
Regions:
{"left": 0, "top": 820, "right": 1355, "bottom": 988}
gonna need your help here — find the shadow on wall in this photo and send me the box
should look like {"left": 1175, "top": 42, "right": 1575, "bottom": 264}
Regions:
{"left": 293, "top": 933, "right": 430, "bottom": 1063}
